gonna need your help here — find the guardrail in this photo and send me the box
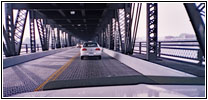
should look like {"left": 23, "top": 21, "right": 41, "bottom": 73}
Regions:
{"left": 134, "top": 41, "right": 204, "bottom": 65}
{"left": 20, "top": 44, "right": 41, "bottom": 54}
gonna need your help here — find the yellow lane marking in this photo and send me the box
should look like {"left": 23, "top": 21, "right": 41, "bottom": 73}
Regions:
{"left": 34, "top": 53, "right": 79, "bottom": 91}
{"left": 52, "top": 56, "right": 76, "bottom": 81}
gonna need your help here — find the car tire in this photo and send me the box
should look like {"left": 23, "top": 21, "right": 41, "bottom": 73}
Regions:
{"left": 81, "top": 56, "right": 84, "bottom": 60}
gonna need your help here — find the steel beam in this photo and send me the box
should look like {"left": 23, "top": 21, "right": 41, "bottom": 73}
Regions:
{"left": 117, "top": 9, "right": 126, "bottom": 53}
{"left": 46, "top": 25, "right": 50, "bottom": 49}
{"left": 109, "top": 19, "right": 114, "bottom": 50}
{"left": 103, "top": 28, "right": 107, "bottom": 48}
{"left": 124, "top": 3, "right": 132, "bottom": 54}
{"left": 51, "top": 27, "right": 56, "bottom": 49}
{"left": 36, "top": 19, "right": 49, "bottom": 51}
{"left": 12, "top": 3, "right": 125, "bottom": 10}
{"left": 56, "top": 28, "right": 61, "bottom": 48}
{"left": 115, "top": 9, "right": 123, "bottom": 52}
{"left": 4, "top": 3, "right": 16, "bottom": 56}
{"left": 68, "top": 34, "right": 72, "bottom": 46}
{"left": 113, "top": 18, "right": 120, "bottom": 51}
{"left": 146, "top": 3, "right": 158, "bottom": 60}
{"left": 106, "top": 24, "right": 110, "bottom": 49}
{"left": 64, "top": 32, "right": 68, "bottom": 47}
{"left": 14, "top": 10, "right": 28, "bottom": 54}
{"left": 184, "top": 3, "right": 205, "bottom": 56}
{"left": 29, "top": 10, "right": 36, "bottom": 53}
{"left": 3, "top": 26, "right": 12, "bottom": 57}
{"left": 131, "top": 3, "right": 142, "bottom": 54}
{"left": 3, "top": 42, "right": 9, "bottom": 56}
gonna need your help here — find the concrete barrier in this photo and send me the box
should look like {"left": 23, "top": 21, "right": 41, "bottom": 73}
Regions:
{"left": 103, "top": 48, "right": 196, "bottom": 77}
{"left": 3, "top": 47, "right": 74, "bottom": 68}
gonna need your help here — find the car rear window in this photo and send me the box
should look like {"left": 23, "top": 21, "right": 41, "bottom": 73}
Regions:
{"left": 83, "top": 43, "right": 98, "bottom": 47}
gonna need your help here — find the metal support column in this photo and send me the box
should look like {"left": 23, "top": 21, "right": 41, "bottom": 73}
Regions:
{"left": 46, "top": 25, "right": 50, "bottom": 50}
{"left": 61, "top": 31, "right": 64, "bottom": 48}
{"left": 103, "top": 28, "right": 106, "bottom": 48}
{"left": 51, "top": 26, "right": 56, "bottom": 49}
{"left": 107, "top": 24, "right": 110, "bottom": 49}
{"left": 184, "top": 3, "right": 205, "bottom": 56}
{"left": 4, "top": 3, "right": 16, "bottom": 56}
{"left": 101, "top": 30, "right": 104, "bottom": 47}
{"left": 37, "top": 19, "right": 46, "bottom": 51}
{"left": 117, "top": 9, "right": 125, "bottom": 53}
{"left": 56, "top": 28, "right": 61, "bottom": 48}
{"left": 65, "top": 33, "right": 68, "bottom": 47}
{"left": 64, "top": 32, "right": 67, "bottom": 47}
{"left": 68, "top": 34, "right": 71, "bottom": 46}
{"left": 109, "top": 19, "right": 114, "bottom": 50}
{"left": 115, "top": 10, "right": 122, "bottom": 52}
{"left": 114, "top": 20, "right": 120, "bottom": 51}
{"left": 105, "top": 26, "right": 108, "bottom": 48}
{"left": 29, "top": 10, "right": 36, "bottom": 53}
{"left": 124, "top": 3, "right": 132, "bottom": 54}
{"left": 146, "top": 3, "right": 158, "bottom": 60}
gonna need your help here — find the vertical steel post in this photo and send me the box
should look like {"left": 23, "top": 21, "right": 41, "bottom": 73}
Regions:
{"left": 64, "top": 32, "right": 67, "bottom": 47}
{"left": 56, "top": 28, "right": 61, "bottom": 48}
{"left": 197, "top": 49, "right": 203, "bottom": 65}
{"left": 68, "top": 34, "right": 71, "bottom": 46}
{"left": 114, "top": 17, "right": 120, "bottom": 51}
{"left": 37, "top": 44, "right": 39, "bottom": 51}
{"left": 99, "top": 32, "right": 102, "bottom": 45}
{"left": 107, "top": 24, "right": 110, "bottom": 49}
{"left": 61, "top": 31, "right": 64, "bottom": 48}
{"left": 44, "top": 20, "right": 50, "bottom": 50}
{"left": 124, "top": 3, "right": 132, "bottom": 54}
{"left": 47, "top": 25, "right": 50, "bottom": 49}
{"left": 103, "top": 29, "right": 106, "bottom": 48}
{"left": 25, "top": 44, "right": 28, "bottom": 53}
{"left": 109, "top": 18, "right": 114, "bottom": 50}
{"left": 158, "top": 42, "right": 161, "bottom": 57}
{"left": 51, "top": 27, "right": 56, "bottom": 49}
{"left": 4, "top": 3, "right": 16, "bottom": 56}
{"left": 29, "top": 10, "right": 36, "bottom": 53}
{"left": 146, "top": 3, "right": 158, "bottom": 60}
{"left": 117, "top": 9, "right": 125, "bottom": 53}
{"left": 102, "top": 30, "right": 104, "bottom": 47}
{"left": 139, "top": 42, "right": 141, "bottom": 54}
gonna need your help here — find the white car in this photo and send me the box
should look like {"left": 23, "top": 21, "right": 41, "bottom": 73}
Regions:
{"left": 80, "top": 42, "right": 102, "bottom": 60}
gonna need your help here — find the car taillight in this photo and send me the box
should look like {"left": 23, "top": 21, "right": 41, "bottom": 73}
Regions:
{"left": 82, "top": 48, "right": 87, "bottom": 51}
{"left": 95, "top": 48, "right": 100, "bottom": 51}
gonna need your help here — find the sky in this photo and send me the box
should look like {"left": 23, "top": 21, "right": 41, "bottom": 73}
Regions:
{"left": 2, "top": 2, "right": 202, "bottom": 44}
{"left": 135, "top": 3, "right": 197, "bottom": 41}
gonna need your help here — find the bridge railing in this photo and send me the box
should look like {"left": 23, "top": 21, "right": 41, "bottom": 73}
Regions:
{"left": 134, "top": 41, "right": 204, "bottom": 65}
{"left": 20, "top": 44, "right": 41, "bottom": 54}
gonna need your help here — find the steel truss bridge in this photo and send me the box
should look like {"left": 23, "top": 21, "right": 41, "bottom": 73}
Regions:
{"left": 2, "top": 2, "right": 206, "bottom": 97}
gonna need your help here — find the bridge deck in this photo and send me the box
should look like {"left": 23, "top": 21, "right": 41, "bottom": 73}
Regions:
{"left": 3, "top": 47, "right": 141, "bottom": 97}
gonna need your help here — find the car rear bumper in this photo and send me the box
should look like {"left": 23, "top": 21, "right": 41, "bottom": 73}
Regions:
{"left": 80, "top": 51, "right": 102, "bottom": 57}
